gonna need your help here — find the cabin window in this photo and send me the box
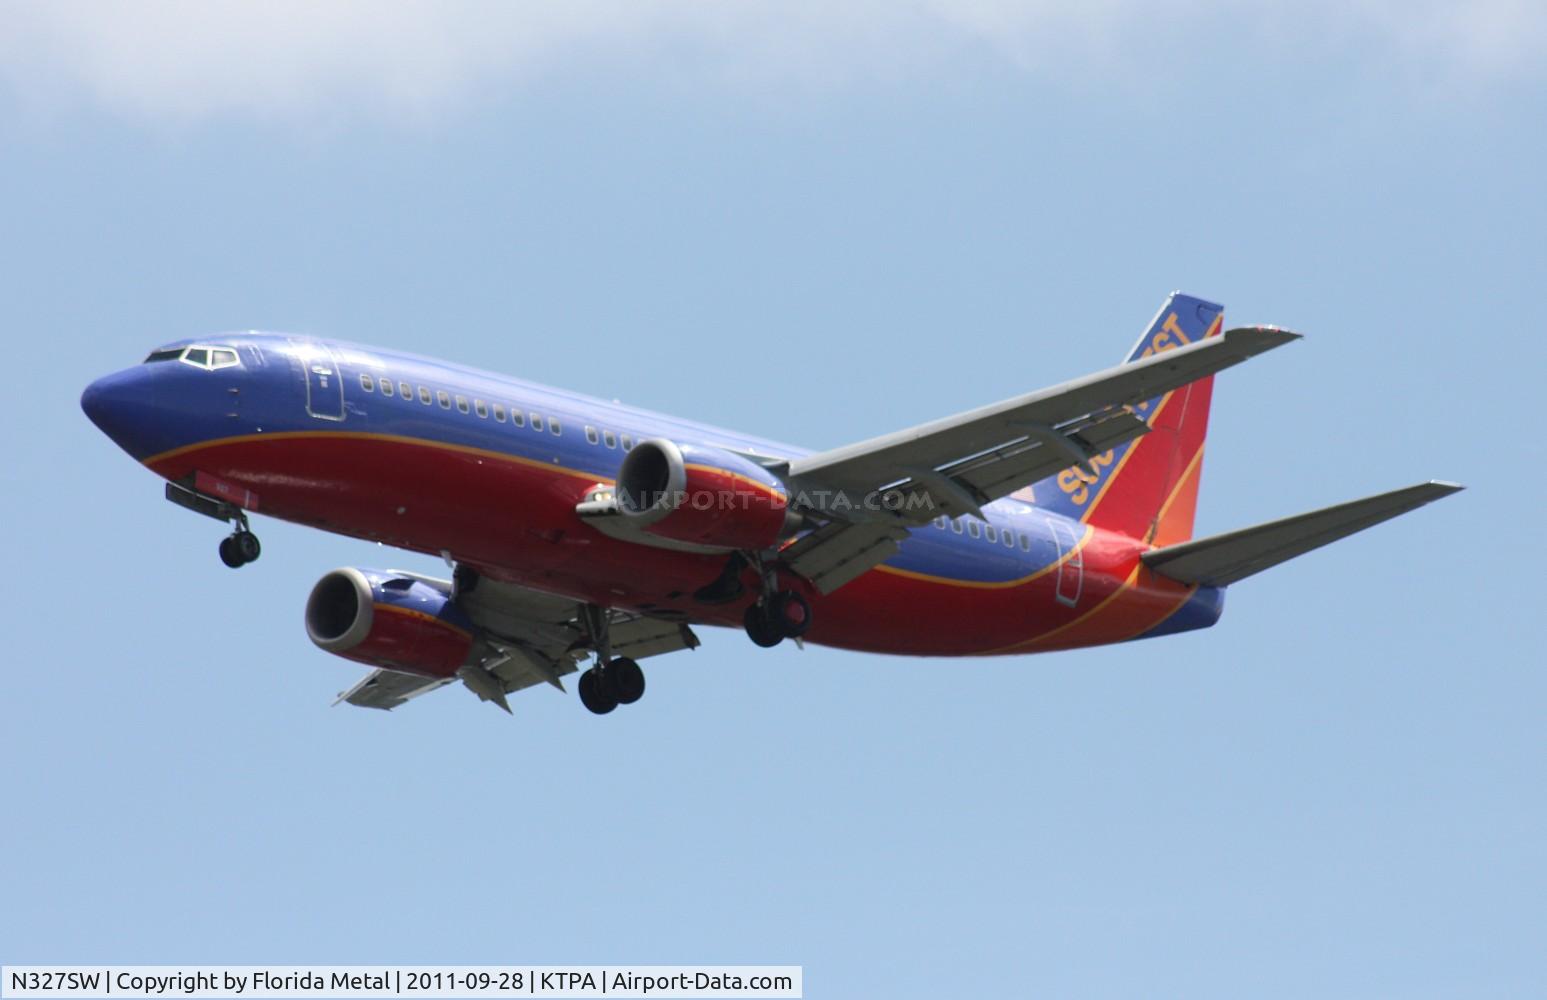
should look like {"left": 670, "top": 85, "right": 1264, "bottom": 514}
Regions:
{"left": 1003, "top": 530, "right": 1015, "bottom": 548}
{"left": 360, "top": 374, "right": 374, "bottom": 392}
{"left": 951, "top": 519, "right": 963, "bottom": 534}
{"left": 968, "top": 521, "right": 981, "bottom": 539}
{"left": 475, "top": 400, "right": 488, "bottom": 418}
{"left": 493, "top": 403, "right": 506, "bottom": 423}
{"left": 550, "top": 417, "right": 562, "bottom": 436}
{"left": 399, "top": 381, "right": 411, "bottom": 398}
{"left": 531, "top": 414, "right": 544, "bottom": 432}
{"left": 419, "top": 387, "right": 431, "bottom": 405}
{"left": 379, "top": 378, "right": 393, "bottom": 396}
{"left": 985, "top": 525, "right": 998, "bottom": 543}
{"left": 585, "top": 426, "right": 599, "bottom": 445}
{"left": 603, "top": 430, "right": 616, "bottom": 449}
{"left": 621, "top": 433, "right": 634, "bottom": 451}
{"left": 512, "top": 409, "right": 526, "bottom": 428}
{"left": 437, "top": 390, "right": 450, "bottom": 409}
{"left": 1019, "top": 532, "right": 1031, "bottom": 552}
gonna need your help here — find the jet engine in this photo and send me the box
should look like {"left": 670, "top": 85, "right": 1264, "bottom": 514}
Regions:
{"left": 304, "top": 567, "right": 474, "bottom": 678}
{"left": 616, "top": 438, "right": 799, "bottom": 550}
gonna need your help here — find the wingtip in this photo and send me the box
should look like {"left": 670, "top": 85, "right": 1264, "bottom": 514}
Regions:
{"left": 1225, "top": 324, "right": 1304, "bottom": 342}
{"left": 1426, "top": 480, "right": 1466, "bottom": 494}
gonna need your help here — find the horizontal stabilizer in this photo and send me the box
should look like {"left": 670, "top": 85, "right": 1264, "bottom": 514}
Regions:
{"left": 1142, "top": 481, "right": 1463, "bottom": 586}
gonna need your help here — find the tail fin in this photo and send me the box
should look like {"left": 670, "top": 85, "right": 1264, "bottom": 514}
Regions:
{"left": 1031, "top": 292, "right": 1224, "bottom": 544}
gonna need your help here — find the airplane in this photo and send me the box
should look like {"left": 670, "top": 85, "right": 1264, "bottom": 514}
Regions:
{"left": 81, "top": 293, "right": 1462, "bottom": 716}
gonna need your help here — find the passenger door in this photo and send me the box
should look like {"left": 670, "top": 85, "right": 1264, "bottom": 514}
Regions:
{"left": 1047, "top": 515, "right": 1083, "bottom": 608}
{"left": 294, "top": 339, "right": 345, "bottom": 421}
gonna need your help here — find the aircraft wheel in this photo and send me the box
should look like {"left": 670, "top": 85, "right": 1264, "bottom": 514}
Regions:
{"left": 218, "top": 535, "right": 245, "bottom": 568}
{"left": 770, "top": 590, "right": 812, "bottom": 638}
{"left": 235, "top": 531, "right": 262, "bottom": 563}
{"left": 579, "top": 667, "right": 618, "bottom": 715}
{"left": 606, "top": 657, "right": 646, "bottom": 705}
{"left": 744, "top": 604, "right": 784, "bottom": 648}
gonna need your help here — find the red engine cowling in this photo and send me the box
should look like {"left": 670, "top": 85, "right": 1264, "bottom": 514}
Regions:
{"left": 616, "top": 438, "right": 798, "bottom": 550}
{"left": 304, "top": 567, "right": 474, "bottom": 678}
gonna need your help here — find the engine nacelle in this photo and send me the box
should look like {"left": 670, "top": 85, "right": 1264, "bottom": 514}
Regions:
{"left": 616, "top": 438, "right": 797, "bottom": 550}
{"left": 304, "top": 567, "right": 474, "bottom": 678}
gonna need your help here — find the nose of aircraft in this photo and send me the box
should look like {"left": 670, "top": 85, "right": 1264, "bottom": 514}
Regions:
{"left": 81, "top": 366, "right": 164, "bottom": 460}
{"left": 81, "top": 368, "right": 133, "bottom": 433}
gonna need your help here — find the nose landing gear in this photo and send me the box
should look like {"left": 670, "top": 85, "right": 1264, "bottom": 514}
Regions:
{"left": 165, "top": 480, "right": 263, "bottom": 570}
{"left": 218, "top": 524, "right": 262, "bottom": 568}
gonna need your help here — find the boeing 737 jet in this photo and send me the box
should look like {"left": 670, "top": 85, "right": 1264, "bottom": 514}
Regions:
{"left": 81, "top": 293, "right": 1461, "bottom": 715}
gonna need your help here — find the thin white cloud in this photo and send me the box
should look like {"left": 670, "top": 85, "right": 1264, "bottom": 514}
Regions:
{"left": 0, "top": 1, "right": 1540, "bottom": 122}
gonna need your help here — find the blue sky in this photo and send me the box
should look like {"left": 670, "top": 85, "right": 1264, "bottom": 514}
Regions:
{"left": 1, "top": 4, "right": 1542, "bottom": 996}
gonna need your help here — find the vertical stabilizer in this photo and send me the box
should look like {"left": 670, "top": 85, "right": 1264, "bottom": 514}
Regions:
{"left": 1031, "top": 292, "right": 1223, "bottom": 544}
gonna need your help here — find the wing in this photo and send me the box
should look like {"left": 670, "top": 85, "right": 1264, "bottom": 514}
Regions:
{"left": 781, "top": 326, "right": 1299, "bottom": 591}
{"left": 336, "top": 570, "right": 700, "bottom": 712}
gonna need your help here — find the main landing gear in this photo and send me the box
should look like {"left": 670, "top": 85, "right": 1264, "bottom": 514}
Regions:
{"left": 701, "top": 551, "right": 815, "bottom": 649}
{"left": 576, "top": 604, "right": 647, "bottom": 715}
{"left": 578, "top": 656, "right": 646, "bottom": 715}
{"left": 218, "top": 523, "right": 262, "bottom": 568}
{"left": 737, "top": 554, "right": 812, "bottom": 648}
{"left": 744, "top": 589, "right": 812, "bottom": 648}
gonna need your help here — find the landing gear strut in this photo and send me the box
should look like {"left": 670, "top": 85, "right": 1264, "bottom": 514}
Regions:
{"left": 577, "top": 604, "right": 647, "bottom": 715}
{"left": 218, "top": 516, "right": 261, "bottom": 568}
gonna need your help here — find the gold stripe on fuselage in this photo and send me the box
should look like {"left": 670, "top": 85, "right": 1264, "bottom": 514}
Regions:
{"left": 143, "top": 429, "right": 613, "bottom": 485}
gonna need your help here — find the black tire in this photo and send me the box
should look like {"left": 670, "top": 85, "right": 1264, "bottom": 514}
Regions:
{"left": 218, "top": 536, "right": 245, "bottom": 568}
{"left": 744, "top": 604, "right": 784, "bottom": 648}
{"left": 235, "top": 531, "right": 261, "bottom": 563}
{"left": 578, "top": 667, "right": 618, "bottom": 715}
{"left": 770, "top": 590, "right": 812, "bottom": 638}
{"left": 606, "top": 657, "right": 646, "bottom": 705}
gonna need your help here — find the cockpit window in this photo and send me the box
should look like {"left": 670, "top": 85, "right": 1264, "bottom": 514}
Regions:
{"left": 153, "top": 345, "right": 243, "bottom": 371}
{"left": 146, "top": 345, "right": 243, "bottom": 369}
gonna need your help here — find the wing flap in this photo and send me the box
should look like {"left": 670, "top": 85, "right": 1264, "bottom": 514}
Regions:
{"left": 612, "top": 616, "right": 702, "bottom": 659}
{"left": 782, "top": 521, "right": 911, "bottom": 594}
{"left": 1142, "top": 481, "right": 1464, "bottom": 586}
{"left": 335, "top": 669, "right": 454, "bottom": 711}
{"left": 487, "top": 645, "right": 581, "bottom": 694}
